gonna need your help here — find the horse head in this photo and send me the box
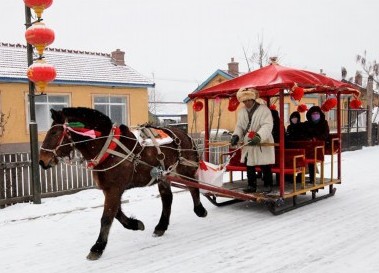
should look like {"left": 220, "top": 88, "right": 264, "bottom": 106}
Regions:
{"left": 39, "top": 109, "right": 74, "bottom": 169}
{"left": 39, "top": 107, "right": 113, "bottom": 169}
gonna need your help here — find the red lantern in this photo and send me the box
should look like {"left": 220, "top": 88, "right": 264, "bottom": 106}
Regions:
{"left": 291, "top": 86, "right": 304, "bottom": 101}
{"left": 321, "top": 98, "right": 337, "bottom": 112}
{"left": 297, "top": 104, "right": 308, "bottom": 113}
{"left": 228, "top": 97, "right": 240, "bottom": 112}
{"left": 27, "top": 60, "right": 56, "bottom": 92}
{"left": 25, "top": 22, "right": 55, "bottom": 56}
{"left": 24, "top": 0, "right": 53, "bottom": 19}
{"left": 321, "top": 104, "right": 329, "bottom": 112}
{"left": 349, "top": 98, "right": 362, "bottom": 109}
{"left": 193, "top": 100, "right": 203, "bottom": 112}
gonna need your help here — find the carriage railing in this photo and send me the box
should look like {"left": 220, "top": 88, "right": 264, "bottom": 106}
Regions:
{"left": 193, "top": 136, "right": 230, "bottom": 165}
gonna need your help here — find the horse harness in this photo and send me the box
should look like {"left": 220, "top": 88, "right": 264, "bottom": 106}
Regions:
{"left": 43, "top": 123, "right": 198, "bottom": 184}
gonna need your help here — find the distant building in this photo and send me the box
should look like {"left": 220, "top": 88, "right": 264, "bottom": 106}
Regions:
{"left": 149, "top": 101, "right": 187, "bottom": 126}
{"left": 0, "top": 43, "right": 154, "bottom": 153}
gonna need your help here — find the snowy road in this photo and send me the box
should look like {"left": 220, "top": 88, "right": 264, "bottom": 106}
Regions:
{"left": 1, "top": 146, "right": 379, "bottom": 273}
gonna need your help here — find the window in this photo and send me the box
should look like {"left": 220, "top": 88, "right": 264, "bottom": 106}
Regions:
{"left": 284, "top": 103, "right": 290, "bottom": 125}
{"left": 306, "top": 103, "right": 315, "bottom": 110}
{"left": 93, "top": 96, "right": 128, "bottom": 125}
{"left": 32, "top": 94, "right": 69, "bottom": 131}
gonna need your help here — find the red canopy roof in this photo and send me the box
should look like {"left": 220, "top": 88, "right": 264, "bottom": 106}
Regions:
{"left": 189, "top": 63, "right": 360, "bottom": 99}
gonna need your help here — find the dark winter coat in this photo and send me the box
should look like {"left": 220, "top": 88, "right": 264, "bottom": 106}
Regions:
{"left": 286, "top": 111, "right": 306, "bottom": 142}
{"left": 270, "top": 109, "right": 281, "bottom": 143}
{"left": 303, "top": 106, "right": 330, "bottom": 141}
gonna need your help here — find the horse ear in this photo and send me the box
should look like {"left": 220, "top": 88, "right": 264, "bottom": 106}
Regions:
{"left": 50, "top": 109, "right": 65, "bottom": 123}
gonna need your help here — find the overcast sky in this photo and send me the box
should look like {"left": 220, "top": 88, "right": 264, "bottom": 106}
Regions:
{"left": 2, "top": 0, "right": 379, "bottom": 101}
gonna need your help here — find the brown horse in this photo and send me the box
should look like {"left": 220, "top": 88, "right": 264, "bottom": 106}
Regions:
{"left": 39, "top": 107, "right": 207, "bottom": 260}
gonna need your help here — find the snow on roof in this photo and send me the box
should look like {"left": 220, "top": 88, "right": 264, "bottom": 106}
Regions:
{"left": 0, "top": 43, "right": 154, "bottom": 88}
{"left": 149, "top": 102, "right": 187, "bottom": 116}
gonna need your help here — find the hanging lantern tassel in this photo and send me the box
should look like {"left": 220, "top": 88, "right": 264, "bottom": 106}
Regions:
{"left": 227, "top": 97, "right": 240, "bottom": 112}
{"left": 27, "top": 60, "right": 56, "bottom": 92}
{"left": 193, "top": 100, "right": 204, "bottom": 112}
{"left": 24, "top": 0, "right": 53, "bottom": 19}
{"left": 25, "top": 22, "right": 55, "bottom": 56}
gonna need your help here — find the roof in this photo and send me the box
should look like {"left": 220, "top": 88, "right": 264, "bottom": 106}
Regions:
{"left": 183, "top": 69, "right": 234, "bottom": 103}
{"left": 149, "top": 102, "right": 187, "bottom": 116}
{"left": 189, "top": 64, "right": 361, "bottom": 100}
{"left": 0, "top": 43, "right": 154, "bottom": 88}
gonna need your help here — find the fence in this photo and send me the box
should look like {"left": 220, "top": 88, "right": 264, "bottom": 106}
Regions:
{"left": 0, "top": 152, "right": 94, "bottom": 207}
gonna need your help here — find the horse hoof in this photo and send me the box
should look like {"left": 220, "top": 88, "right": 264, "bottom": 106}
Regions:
{"left": 86, "top": 251, "right": 102, "bottom": 260}
{"left": 153, "top": 230, "right": 165, "bottom": 237}
{"left": 138, "top": 221, "right": 145, "bottom": 231}
{"left": 194, "top": 205, "right": 208, "bottom": 217}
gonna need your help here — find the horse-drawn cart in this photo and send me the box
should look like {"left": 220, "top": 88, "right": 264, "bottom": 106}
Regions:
{"left": 168, "top": 62, "right": 361, "bottom": 215}
{"left": 39, "top": 63, "right": 361, "bottom": 259}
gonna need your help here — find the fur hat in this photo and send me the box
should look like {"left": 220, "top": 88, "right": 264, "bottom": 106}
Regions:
{"left": 236, "top": 87, "right": 266, "bottom": 105}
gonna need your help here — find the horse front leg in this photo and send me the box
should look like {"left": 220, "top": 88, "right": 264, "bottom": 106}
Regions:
{"left": 154, "top": 180, "right": 173, "bottom": 236}
{"left": 188, "top": 186, "right": 208, "bottom": 217}
{"left": 87, "top": 188, "right": 121, "bottom": 260}
{"left": 115, "top": 207, "right": 145, "bottom": 231}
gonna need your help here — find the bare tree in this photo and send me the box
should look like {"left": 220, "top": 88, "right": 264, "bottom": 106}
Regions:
{"left": 243, "top": 34, "right": 281, "bottom": 71}
{"left": 356, "top": 51, "right": 379, "bottom": 85}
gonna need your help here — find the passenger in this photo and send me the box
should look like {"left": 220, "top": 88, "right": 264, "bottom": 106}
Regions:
{"left": 285, "top": 111, "right": 305, "bottom": 182}
{"left": 285, "top": 111, "right": 306, "bottom": 142}
{"left": 230, "top": 87, "right": 275, "bottom": 193}
{"left": 270, "top": 109, "right": 281, "bottom": 143}
{"left": 304, "top": 106, "right": 330, "bottom": 141}
{"left": 303, "top": 106, "right": 330, "bottom": 183}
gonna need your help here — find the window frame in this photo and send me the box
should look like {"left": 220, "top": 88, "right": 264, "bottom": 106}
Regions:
{"left": 25, "top": 93, "right": 71, "bottom": 132}
{"left": 92, "top": 94, "right": 129, "bottom": 126}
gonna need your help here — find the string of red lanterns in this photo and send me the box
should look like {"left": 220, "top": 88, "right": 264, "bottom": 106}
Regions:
{"left": 24, "top": 0, "right": 56, "bottom": 93}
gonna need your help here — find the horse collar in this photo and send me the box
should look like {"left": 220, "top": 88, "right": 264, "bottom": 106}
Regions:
{"left": 88, "top": 126, "right": 121, "bottom": 168}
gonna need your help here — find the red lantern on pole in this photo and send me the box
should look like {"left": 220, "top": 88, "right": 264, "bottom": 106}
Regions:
{"left": 24, "top": 0, "right": 53, "bottom": 19}
{"left": 25, "top": 22, "right": 55, "bottom": 56}
{"left": 27, "top": 60, "right": 56, "bottom": 92}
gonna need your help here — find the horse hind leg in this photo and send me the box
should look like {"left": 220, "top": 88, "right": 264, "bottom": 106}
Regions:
{"left": 87, "top": 188, "right": 121, "bottom": 260}
{"left": 115, "top": 207, "right": 145, "bottom": 231}
{"left": 154, "top": 180, "right": 173, "bottom": 237}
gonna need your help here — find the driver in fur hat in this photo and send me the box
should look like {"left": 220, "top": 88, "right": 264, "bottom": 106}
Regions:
{"left": 230, "top": 87, "right": 275, "bottom": 193}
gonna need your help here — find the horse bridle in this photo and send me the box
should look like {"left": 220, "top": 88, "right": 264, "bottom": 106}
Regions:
{"left": 40, "top": 123, "right": 75, "bottom": 158}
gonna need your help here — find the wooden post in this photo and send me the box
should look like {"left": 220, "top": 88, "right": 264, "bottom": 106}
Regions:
{"left": 367, "top": 75, "right": 374, "bottom": 146}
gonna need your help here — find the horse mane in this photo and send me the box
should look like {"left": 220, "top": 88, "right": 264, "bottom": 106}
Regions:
{"left": 62, "top": 107, "right": 113, "bottom": 135}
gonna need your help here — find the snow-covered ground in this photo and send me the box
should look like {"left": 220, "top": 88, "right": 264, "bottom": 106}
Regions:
{"left": 1, "top": 146, "right": 379, "bottom": 273}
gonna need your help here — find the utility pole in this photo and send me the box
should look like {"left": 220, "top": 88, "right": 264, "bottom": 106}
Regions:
{"left": 25, "top": 6, "right": 41, "bottom": 204}
{"left": 367, "top": 75, "right": 374, "bottom": 146}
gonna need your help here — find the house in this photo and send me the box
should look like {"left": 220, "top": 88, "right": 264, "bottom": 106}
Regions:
{"left": 149, "top": 101, "right": 187, "bottom": 126}
{"left": 0, "top": 43, "right": 154, "bottom": 153}
{"left": 185, "top": 58, "right": 319, "bottom": 135}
